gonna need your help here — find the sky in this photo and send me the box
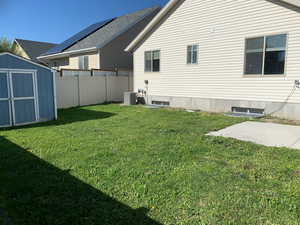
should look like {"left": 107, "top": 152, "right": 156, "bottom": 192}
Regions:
{"left": 0, "top": 0, "right": 169, "bottom": 44}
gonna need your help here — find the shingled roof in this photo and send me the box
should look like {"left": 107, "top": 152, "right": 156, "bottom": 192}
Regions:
{"left": 14, "top": 39, "right": 57, "bottom": 62}
{"left": 40, "top": 6, "right": 160, "bottom": 58}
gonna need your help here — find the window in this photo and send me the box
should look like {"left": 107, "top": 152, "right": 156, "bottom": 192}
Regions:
{"left": 245, "top": 34, "right": 287, "bottom": 75}
{"left": 78, "top": 55, "right": 89, "bottom": 70}
{"left": 187, "top": 45, "right": 198, "bottom": 64}
{"left": 145, "top": 50, "right": 160, "bottom": 72}
{"left": 152, "top": 50, "right": 160, "bottom": 72}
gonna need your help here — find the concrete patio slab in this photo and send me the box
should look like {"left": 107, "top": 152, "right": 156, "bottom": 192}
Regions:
{"left": 208, "top": 121, "right": 300, "bottom": 150}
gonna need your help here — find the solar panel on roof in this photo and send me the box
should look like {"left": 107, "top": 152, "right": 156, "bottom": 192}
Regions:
{"left": 43, "top": 18, "right": 115, "bottom": 56}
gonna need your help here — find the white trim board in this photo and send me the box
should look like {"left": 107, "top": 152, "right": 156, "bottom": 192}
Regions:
{"left": 281, "top": 0, "right": 300, "bottom": 7}
{"left": 37, "top": 47, "right": 98, "bottom": 60}
{"left": 52, "top": 70, "right": 58, "bottom": 120}
{"left": 0, "top": 71, "right": 12, "bottom": 128}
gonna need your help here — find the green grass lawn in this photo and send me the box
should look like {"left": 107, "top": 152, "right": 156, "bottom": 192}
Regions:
{"left": 0, "top": 104, "right": 300, "bottom": 225}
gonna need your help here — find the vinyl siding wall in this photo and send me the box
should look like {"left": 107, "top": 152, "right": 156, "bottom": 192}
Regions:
{"left": 49, "top": 52, "right": 99, "bottom": 70}
{"left": 134, "top": 0, "right": 300, "bottom": 104}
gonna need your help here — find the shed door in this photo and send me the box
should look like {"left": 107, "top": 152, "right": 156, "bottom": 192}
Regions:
{"left": 10, "top": 71, "right": 38, "bottom": 126}
{"left": 0, "top": 72, "right": 11, "bottom": 127}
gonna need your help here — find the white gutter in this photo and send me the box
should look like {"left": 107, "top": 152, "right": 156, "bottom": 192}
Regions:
{"left": 125, "top": 0, "right": 181, "bottom": 52}
{"left": 37, "top": 47, "right": 98, "bottom": 60}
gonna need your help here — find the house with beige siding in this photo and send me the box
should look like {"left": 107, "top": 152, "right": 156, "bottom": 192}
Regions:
{"left": 38, "top": 6, "right": 160, "bottom": 71}
{"left": 126, "top": 0, "right": 300, "bottom": 120}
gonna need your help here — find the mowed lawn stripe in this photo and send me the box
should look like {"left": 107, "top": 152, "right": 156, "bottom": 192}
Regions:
{"left": 0, "top": 104, "right": 299, "bottom": 225}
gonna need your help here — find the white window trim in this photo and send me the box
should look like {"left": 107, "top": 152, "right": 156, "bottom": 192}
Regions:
{"left": 243, "top": 33, "right": 288, "bottom": 77}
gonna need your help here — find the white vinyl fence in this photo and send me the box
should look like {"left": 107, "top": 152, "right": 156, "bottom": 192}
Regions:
{"left": 56, "top": 69, "right": 133, "bottom": 109}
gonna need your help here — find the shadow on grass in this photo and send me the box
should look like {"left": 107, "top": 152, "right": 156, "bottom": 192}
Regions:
{"left": 0, "top": 136, "right": 162, "bottom": 225}
{"left": 54, "top": 107, "right": 116, "bottom": 126}
{"left": 2, "top": 107, "right": 116, "bottom": 130}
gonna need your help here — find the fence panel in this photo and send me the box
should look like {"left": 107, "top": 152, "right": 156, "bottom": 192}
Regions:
{"left": 79, "top": 75, "right": 107, "bottom": 106}
{"left": 56, "top": 70, "right": 133, "bottom": 109}
{"left": 56, "top": 74, "right": 79, "bottom": 109}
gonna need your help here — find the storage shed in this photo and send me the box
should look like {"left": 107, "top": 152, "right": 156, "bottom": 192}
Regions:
{"left": 0, "top": 52, "right": 57, "bottom": 127}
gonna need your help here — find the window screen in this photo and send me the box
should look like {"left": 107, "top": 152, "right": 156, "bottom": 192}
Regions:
{"left": 152, "top": 50, "right": 160, "bottom": 72}
{"left": 78, "top": 55, "right": 89, "bottom": 70}
{"left": 145, "top": 51, "right": 152, "bottom": 72}
{"left": 245, "top": 37, "right": 264, "bottom": 74}
{"left": 187, "top": 45, "right": 198, "bottom": 64}
{"left": 144, "top": 50, "right": 160, "bottom": 72}
{"left": 264, "top": 34, "right": 286, "bottom": 75}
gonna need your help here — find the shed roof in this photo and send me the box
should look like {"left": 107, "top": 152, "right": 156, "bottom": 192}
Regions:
{"left": 0, "top": 52, "right": 54, "bottom": 71}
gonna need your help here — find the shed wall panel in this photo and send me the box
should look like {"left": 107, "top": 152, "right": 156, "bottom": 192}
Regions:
{"left": 0, "top": 54, "right": 55, "bottom": 121}
{"left": 0, "top": 73, "right": 8, "bottom": 98}
{"left": 0, "top": 101, "right": 10, "bottom": 126}
{"left": 14, "top": 99, "right": 36, "bottom": 124}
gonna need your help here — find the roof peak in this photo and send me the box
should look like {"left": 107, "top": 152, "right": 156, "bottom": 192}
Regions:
{"left": 117, "top": 5, "right": 160, "bottom": 17}
{"left": 15, "top": 38, "right": 57, "bottom": 45}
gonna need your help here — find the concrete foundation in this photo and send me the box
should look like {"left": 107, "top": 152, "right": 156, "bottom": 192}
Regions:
{"left": 147, "top": 95, "right": 300, "bottom": 121}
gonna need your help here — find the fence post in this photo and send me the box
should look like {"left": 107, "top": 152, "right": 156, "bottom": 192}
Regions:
{"left": 77, "top": 74, "right": 80, "bottom": 107}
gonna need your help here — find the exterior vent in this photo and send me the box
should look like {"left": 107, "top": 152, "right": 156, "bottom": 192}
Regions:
{"left": 152, "top": 101, "right": 170, "bottom": 106}
{"left": 232, "top": 107, "right": 265, "bottom": 116}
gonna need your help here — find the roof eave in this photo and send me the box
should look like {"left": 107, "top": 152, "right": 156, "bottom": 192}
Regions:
{"left": 96, "top": 6, "right": 161, "bottom": 50}
{"left": 125, "top": 0, "right": 181, "bottom": 52}
{"left": 0, "top": 52, "right": 55, "bottom": 71}
{"left": 280, "top": 0, "right": 300, "bottom": 7}
{"left": 37, "top": 47, "right": 98, "bottom": 60}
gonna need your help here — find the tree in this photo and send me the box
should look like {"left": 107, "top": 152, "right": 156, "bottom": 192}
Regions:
{"left": 0, "top": 37, "right": 20, "bottom": 55}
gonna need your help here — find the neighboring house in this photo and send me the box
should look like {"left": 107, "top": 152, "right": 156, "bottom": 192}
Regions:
{"left": 126, "top": 0, "right": 300, "bottom": 120}
{"left": 38, "top": 6, "right": 161, "bottom": 71}
{"left": 12, "top": 39, "right": 57, "bottom": 63}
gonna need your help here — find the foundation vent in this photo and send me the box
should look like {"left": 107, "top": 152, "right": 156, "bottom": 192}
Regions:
{"left": 152, "top": 101, "right": 170, "bottom": 106}
{"left": 231, "top": 107, "right": 265, "bottom": 117}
